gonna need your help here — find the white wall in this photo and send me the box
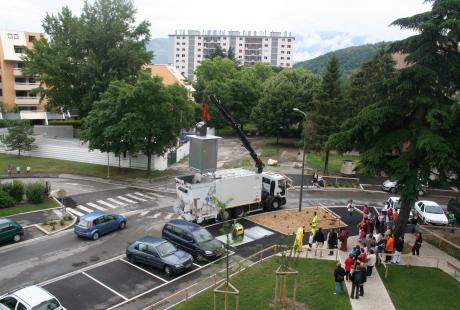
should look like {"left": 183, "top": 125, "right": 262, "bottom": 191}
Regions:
{"left": 0, "top": 137, "right": 189, "bottom": 171}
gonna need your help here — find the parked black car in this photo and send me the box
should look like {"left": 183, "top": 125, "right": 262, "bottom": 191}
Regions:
{"left": 162, "top": 219, "right": 223, "bottom": 262}
{"left": 448, "top": 196, "right": 460, "bottom": 221}
{"left": 126, "top": 236, "right": 193, "bottom": 276}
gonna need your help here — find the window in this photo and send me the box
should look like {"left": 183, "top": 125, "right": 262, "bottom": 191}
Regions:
{"left": 197, "top": 60, "right": 201, "bottom": 63}
{"left": 281, "top": 57, "right": 284, "bottom": 60}
{"left": 238, "top": 56, "right": 242, "bottom": 58}
{"left": 198, "top": 48, "right": 201, "bottom": 51}
{"left": 280, "top": 63, "right": 284, "bottom": 66}
{"left": 181, "top": 42, "right": 185, "bottom": 45}
{"left": 16, "top": 62, "right": 23, "bottom": 68}
{"left": 14, "top": 46, "right": 24, "bottom": 54}
{"left": 239, "top": 43, "right": 242, "bottom": 47}
{"left": 175, "top": 60, "right": 179, "bottom": 63}
{"left": 176, "top": 54, "right": 179, "bottom": 57}
{"left": 182, "top": 36, "right": 185, "bottom": 39}
{"left": 239, "top": 49, "right": 242, "bottom": 53}
{"left": 182, "top": 60, "right": 185, "bottom": 63}
{"left": 182, "top": 54, "right": 185, "bottom": 57}
{"left": 176, "top": 48, "right": 180, "bottom": 51}
{"left": 281, "top": 45, "right": 284, "bottom": 48}
{"left": 197, "top": 55, "right": 201, "bottom": 58}
{"left": 287, "top": 57, "right": 290, "bottom": 60}
{"left": 0, "top": 296, "right": 18, "bottom": 309}
{"left": 181, "top": 72, "right": 185, "bottom": 75}
{"left": 288, "top": 39, "right": 291, "bottom": 42}
{"left": 287, "top": 51, "right": 291, "bottom": 54}
{"left": 287, "top": 45, "right": 291, "bottom": 48}
{"left": 28, "top": 35, "right": 36, "bottom": 42}
{"left": 176, "top": 66, "right": 179, "bottom": 69}
{"left": 177, "top": 42, "right": 180, "bottom": 45}
{"left": 182, "top": 66, "right": 185, "bottom": 69}
{"left": 198, "top": 43, "right": 201, "bottom": 46}
{"left": 264, "top": 56, "right": 267, "bottom": 59}
{"left": 281, "top": 51, "right": 284, "bottom": 54}
{"left": 223, "top": 43, "right": 226, "bottom": 46}
{"left": 15, "top": 77, "right": 26, "bottom": 83}
{"left": 223, "top": 37, "right": 226, "bottom": 40}
{"left": 177, "top": 36, "right": 180, "bottom": 39}
{"left": 156, "top": 242, "right": 177, "bottom": 257}
{"left": 239, "top": 37, "right": 243, "bottom": 40}
{"left": 282, "top": 38, "right": 285, "bottom": 41}
{"left": 265, "top": 38, "right": 268, "bottom": 41}
{"left": 198, "top": 36, "right": 201, "bottom": 39}
{"left": 182, "top": 48, "right": 185, "bottom": 51}
{"left": 17, "top": 303, "right": 27, "bottom": 310}
{"left": 7, "top": 33, "right": 13, "bottom": 39}
{"left": 264, "top": 44, "right": 268, "bottom": 47}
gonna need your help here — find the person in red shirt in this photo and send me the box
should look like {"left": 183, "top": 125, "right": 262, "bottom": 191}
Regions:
{"left": 393, "top": 210, "right": 399, "bottom": 224}
{"left": 344, "top": 254, "right": 355, "bottom": 281}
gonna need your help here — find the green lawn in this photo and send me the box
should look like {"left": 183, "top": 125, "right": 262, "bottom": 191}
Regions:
{"left": 306, "top": 152, "right": 359, "bottom": 174}
{"left": 378, "top": 265, "right": 460, "bottom": 310}
{"left": 173, "top": 258, "right": 351, "bottom": 310}
{"left": 0, "top": 154, "right": 173, "bottom": 179}
{"left": 0, "top": 198, "right": 59, "bottom": 217}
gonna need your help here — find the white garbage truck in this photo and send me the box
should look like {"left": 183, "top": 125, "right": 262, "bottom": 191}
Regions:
{"left": 174, "top": 95, "right": 288, "bottom": 223}
{"left": 175, "top": 168, "right": 287, "bottom": 223}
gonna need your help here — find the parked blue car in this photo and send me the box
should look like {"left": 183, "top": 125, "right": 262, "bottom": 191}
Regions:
{"left": 126, "top": 236, "right": 193, "bottom": 276}
{"left": 74, "top": 211, "right": 127, "bottom": 240}
{"left": 162, "top": 219, "right": 223, "bottom": 262}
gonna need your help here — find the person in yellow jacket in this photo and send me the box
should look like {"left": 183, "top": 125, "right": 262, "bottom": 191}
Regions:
{"left": 310, "top": 211, "right": 318, "bottom": 237}
{"left": 294, "top": 226, "right": 305, "bottom": 252}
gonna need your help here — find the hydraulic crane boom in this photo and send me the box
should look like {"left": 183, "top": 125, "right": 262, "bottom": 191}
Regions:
{"left": 209, "top": 94, "right": 264, "bottom": 173}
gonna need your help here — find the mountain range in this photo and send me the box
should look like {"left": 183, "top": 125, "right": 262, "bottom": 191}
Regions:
{"left": 293, "top": 42, "right": 389, "bottom": 78}
{"left": 147, "top": 38, "right": 169, "bottom": 64}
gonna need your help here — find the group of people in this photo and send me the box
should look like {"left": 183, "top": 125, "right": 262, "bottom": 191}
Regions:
{"left": 7, "top": 164, "right": 32, "bottom": 176}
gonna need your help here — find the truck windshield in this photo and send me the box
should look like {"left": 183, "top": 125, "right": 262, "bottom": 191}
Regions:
{"left": 192, "top": 228, "right": 214, "bottom": 243}
{"left": 278, "top": 180, "right": 286, "bottom": 189}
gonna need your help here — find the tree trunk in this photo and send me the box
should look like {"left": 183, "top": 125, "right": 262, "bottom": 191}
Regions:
{"left": 323, "top": 148, "right": 330, "bottom": 175}
{"left": 146, "top": 145, "right": 152, "bottom": 173}
{"left": 18, "top": 149, "right": 21, "bottom": 157}
{"left": 394, "top": 197, "right": 415, "bottom": 238}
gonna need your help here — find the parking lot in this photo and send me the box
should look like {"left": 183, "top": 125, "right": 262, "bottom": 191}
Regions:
{"left": 38, "top": 217, "right": 279, "bottom": 310}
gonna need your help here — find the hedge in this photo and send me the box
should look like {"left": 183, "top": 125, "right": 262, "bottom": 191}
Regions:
{"left": 1, "top": 180, "right": 24, "bottom": 203}
{"left": 0, "top": 190, "right": 15, "bottom": 209}
{"left": 47, "top": 119, "right": 82, "bottom": 129}
{"left": 25, "top": 181, "right": 48, "bottom": 204}
{"left": 0, "top": 119, "right": 31, "bottom": 128}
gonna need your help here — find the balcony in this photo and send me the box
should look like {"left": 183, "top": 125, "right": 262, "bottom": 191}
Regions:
{"left": 13, "top": 68, "right": 23, "bottom": 77}
{"left": 15, "top": 97, "right": 40, "bottom": 105}
{"left": 15, "top": 82, "right": 39, "bottom": 91}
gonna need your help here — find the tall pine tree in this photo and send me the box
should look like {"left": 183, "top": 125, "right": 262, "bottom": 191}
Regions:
{"left": 330, "top": 0, "right": 460, "bottom": 237}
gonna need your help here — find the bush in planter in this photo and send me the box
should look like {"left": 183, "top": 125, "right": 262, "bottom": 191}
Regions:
{"left": 0, "top": 190, "right": 15, "bottom": 208}
{"left": 25, "top": 181, "right": 47, "bottom": 204}
{"left": 1, "top": 180, "right": 24, "bottom": 202}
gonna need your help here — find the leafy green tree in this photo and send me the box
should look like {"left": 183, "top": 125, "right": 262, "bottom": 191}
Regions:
{"left": 81, "top": 71, "right": 194, "bottom": 172}
{"left": 345, "top": 44, "right": 396, "bottom": 116}
{"left": 206, "top": 44, "right": 228, "bottom": 59}
{"left": 306, "top": 55, "right": 345, "bottom": 174}
{"left": 252, "top": 69, "right": 321, "bottom": 142}
{"left": 330, "top": 0, "right": 460, "bottom": 237}
{"left": 24, "top": 0, "right": 152, "bottom": 117}
{"left": 1, "top": 123, "right": 36, "bottom": 157}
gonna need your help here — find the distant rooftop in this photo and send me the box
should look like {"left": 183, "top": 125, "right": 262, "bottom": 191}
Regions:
{"left": 171, "top": 29, "right": 293, "bottom": 38}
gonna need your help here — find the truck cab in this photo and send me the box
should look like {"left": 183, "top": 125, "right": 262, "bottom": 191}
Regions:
{"left": 261, "top": 172, "right": 287, "bottom": 210}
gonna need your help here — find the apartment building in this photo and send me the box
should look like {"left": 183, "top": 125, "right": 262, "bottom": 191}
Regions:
{"left": 168, "top": 30, "right": 295, "bottom": 80}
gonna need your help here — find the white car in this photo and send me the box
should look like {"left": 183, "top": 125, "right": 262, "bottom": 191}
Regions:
{"left": 414, "top": 200, "right": 448, "bottom": 225}
{"left": 381, "top": 179, "right": 427, "bottom": 196}
{"left": 0, "top": 285, "right": 65, "bottom": 310}
{"left": 383, "top": 197, "right": 413, "bottom": 221}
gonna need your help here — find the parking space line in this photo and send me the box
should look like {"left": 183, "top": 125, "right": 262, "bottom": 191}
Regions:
{"left": 77, "top": 205, "right": 93, "bottom": 213}
{"left": 106, "top": 250, "right": 235, "bottom": 310}
{"left": 117, "top": 196, "right": 137, "bottom": 204}
{"left": 165, "top": 213, "right": 174, "bottom": 219}
{"left": 82, "top": 271, "right": 128, "bottom": 301}
{"left": 97, "top": 200, "right": 118, "bottom": 209}
{"left": 67, "top": 208, "right": 84, "bottom": 217}
{"left": 134, "top": 192, "right": 157, "bottom": 200}
{"left": 148, "top": 192, "right": 165, "bottom": 198}
{"left": 192, "top": 263, "right": 201, "bottom": 268}
{"left": 107, "top": 198, "right": 127, "bottom": 206}
{"left": 126, "top": 193, "right": 147, "bottom": 202}
{"left": 153, "top": 212, "right": 162, "bottom": 218}
{"left": 87, "top": 202, "right": 106, "bottom": 211}
{"left": 119, "top": 258, "right": 169, "bottom": 283}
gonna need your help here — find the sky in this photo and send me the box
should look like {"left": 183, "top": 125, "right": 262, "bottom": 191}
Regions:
{"left": 0, "top": 0, "right": 431, "bottom": 62}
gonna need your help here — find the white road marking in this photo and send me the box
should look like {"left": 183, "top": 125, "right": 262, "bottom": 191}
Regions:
{"left": 119, "top": 258, "right": 168, "bottom": 283}
{"left": 126, "top": 193, "right": 147, "bottom": 202}
{"left": 149, "top": 192, "right": 165, "bottom": 198}
{"left": 117, "top": 196, "right": 137, "bottom": 204}
{"left": 77, "top": 205, "right": 93, "bottom": 213}
{"left": 192, "top": 263, "right": 201, "bottom": 268}
{"left": 140, "top": 210, "right": 150, "bottom": 217}
{"left": 133, "top": 192, "right": 157, "bottom": 200}
{"left": 97, "top": 200, "right": 118, "bottom": 209}
{"left": 87, "top": 202, "right": 107, "bottom": 211}
{"left": 153, "top": 212, "right": 162, "bottom": 218}
{"left": 82, "top": 272, "right": 128, "bottom": 301}
{"left": 165, "top": 213, "right": 174, "bottom": 220}
{"left": 107, "top": 198, "right": 127, "bottom": 206}
{"left": 67, "top": 208, "right": 84, "bottom": 217}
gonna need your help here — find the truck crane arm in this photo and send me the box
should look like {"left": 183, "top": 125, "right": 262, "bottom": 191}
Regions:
{"left": 208, "top": 94, "right": 265, "bottom": 173}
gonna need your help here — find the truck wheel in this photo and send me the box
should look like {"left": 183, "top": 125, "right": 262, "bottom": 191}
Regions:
{"left": 271, "top": 199, "right": 280, "bottom": 210}
{"left": 233, "top": 207, "right": 245, "bottom": 218}
{"left": 218, "top": 210, "right": 230, "bottom": 222}
{"left": 266, "top": 197, "right": 275, "bottom": 211}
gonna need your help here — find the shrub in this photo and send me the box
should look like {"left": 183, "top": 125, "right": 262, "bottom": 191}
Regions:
{"left": 1, "top": 180, "right": 24, "bottom": 202}
{"left": 60, "top": 219, "right": 65, "bottom": 226}
{"left": 0, "top": 190, "right": 15, "bottom": 208}
{"left": 0, "top": 119, "right": 30, "bottom": 128}
{"left": 48, "top": 119, "right": 82, "bottom": 129}
{"left": 63, "top": 213, "right": 72, "bottom": 221}
{"left": 25, "top": 181, "right": 47, "bottom": 204}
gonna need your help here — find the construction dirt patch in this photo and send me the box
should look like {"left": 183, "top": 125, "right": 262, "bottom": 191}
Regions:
{"left": 248, "top": 207, "right": 346, "bottom": 235}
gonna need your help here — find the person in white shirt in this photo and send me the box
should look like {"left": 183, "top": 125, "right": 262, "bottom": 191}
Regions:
{"left": 366, "top": 249, "right": 376, "bottom": 276}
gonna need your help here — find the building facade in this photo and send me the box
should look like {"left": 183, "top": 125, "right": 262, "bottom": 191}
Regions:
{"left": 168, "top": 30, "right": 295, "bottom": 80}
{"left": 0, "top": 30, "right": 43, "bottom": 112}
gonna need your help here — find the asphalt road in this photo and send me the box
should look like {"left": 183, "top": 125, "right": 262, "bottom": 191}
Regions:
{"left": 1, "top": 177, "right": 457, "bottom": 309}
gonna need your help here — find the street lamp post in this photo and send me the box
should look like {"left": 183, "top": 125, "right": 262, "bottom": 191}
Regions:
{"left": 293, "top": 108, "right": 307, "bottom": 212}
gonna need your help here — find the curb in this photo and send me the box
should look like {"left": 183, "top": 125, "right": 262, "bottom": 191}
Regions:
{"left": 34, "top": 214, "right": 77, "bottom": 236}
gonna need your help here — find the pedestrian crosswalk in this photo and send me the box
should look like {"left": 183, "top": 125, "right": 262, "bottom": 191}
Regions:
{"left": 67, "top": 191, "right": 169, "bottom": 218}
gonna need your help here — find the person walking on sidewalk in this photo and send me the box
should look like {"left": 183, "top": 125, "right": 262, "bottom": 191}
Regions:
{"left": 350, "top": 264, "right": 363, "bottom": 299}
{"left": 328, "top": 229, "right": 338, "bottom": 256}
{"left": 339, "top": 227, "right": 349, "bottom": 252}
{"left": 412, "top": 232, "right": 423, "bottom": 256}
{"left": 367, "top": 249, "right": 376, "bottom": 276}
{"left": 392, "top": 236, "right": 404, "bottom": 264}
{"left": 334, "top": 262, "right": 346, "bottom": 295}
{"left": 313, "top": 227, "right": 325, "bottom": 257}
{"left": 310, "top": 211, "right": 318, "bottom": 237}
{"left": 385, "top": 234, "right": 395, "bottom": 263}
{"left": 359, "top": 263, "right": 367, "bottom": 297}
